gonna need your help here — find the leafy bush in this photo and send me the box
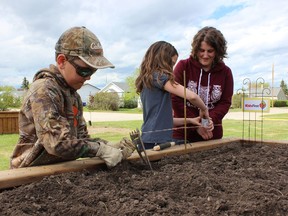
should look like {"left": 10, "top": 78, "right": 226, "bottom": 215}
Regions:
{"left": 124, "top": 99, "right": 137, "bottom": 108}
{"left": 273, "top": 100, "right": 288, "bottom": 107}
{"left": 123, "top": 92, "right": 138, "bottom": 108}
{"left": 231, "top": 94, "right": 242, "bottom": 108}
{"left": 0, "top": 91, "right": 22, "bottom": 111}
{"left": 89, "top": 92, "right": 120, "bottom": 111}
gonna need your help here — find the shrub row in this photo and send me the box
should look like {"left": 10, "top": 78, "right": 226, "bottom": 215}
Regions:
{"left": 88, "top": 92, "right": 138, "bottom": 111}
{"left": 273, "top": 100, "right": 288, "bottom": 107}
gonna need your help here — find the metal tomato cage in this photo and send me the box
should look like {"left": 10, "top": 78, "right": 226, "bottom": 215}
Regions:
{"left": 237, "top": 77, "right": 272, "bottom": 144}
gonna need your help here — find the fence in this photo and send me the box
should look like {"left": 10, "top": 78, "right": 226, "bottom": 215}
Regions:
{"left": 0, "top": 111, "right": 19, "bottom": 134}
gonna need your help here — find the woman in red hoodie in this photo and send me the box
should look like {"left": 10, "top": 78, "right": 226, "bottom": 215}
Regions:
{"left": 172, "top": 26, "right": 234, "bottom": 142}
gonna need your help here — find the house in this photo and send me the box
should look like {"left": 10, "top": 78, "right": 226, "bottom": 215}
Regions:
{"left": 12, "top": 89, "right": 26, "bottom": 98}
{"left": 98, "top": 82, "right": 130, "bottom": 107}
{"left": 77, "top": 83, "right": 100, "bottom": 106}
{"left": 249, "top": 87, "right": 287, "bottom": 100}
{"left": 99, "top": 82, "right": 130, "bottom": 98}
{"left": 0, "top": 89, "right": 26, "bottom": 99}
{"left": 270, "top": 87, "right": 287, "bottom": 100}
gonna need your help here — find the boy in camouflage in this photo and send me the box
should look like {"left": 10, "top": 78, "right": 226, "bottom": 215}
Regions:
{"left": 10, "top": 26, "right": 135, "bottom": 169}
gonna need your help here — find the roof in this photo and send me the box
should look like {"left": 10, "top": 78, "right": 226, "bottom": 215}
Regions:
{"left": 99, "top": 82, "right": 130, "bottom": 93}
{"left": 81, "top": 83, "right": 100, "bottom": 90}
{"left": 249, "top": 87, "right": 283, "bottom": 97}
{"left": 111, "top": 82, "right": 130, "bottom": 92}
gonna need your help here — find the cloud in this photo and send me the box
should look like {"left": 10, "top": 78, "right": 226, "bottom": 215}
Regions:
{"left": 0, "top": 0, "right": 287, "bottom": 92}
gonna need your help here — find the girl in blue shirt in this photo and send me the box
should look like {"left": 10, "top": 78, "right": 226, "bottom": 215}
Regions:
{"left": 135, "top": 41, "right": 211, "bottom": 149}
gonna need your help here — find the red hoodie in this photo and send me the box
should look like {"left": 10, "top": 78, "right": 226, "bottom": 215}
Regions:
{"left": 172, "top": 56, "right": 234, "bottom": 141}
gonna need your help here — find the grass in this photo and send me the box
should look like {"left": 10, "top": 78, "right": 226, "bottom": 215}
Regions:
{"left": 0, "top": 134, "right": 18, "bottom": 170}
{"left": 90, "top": 120, "right": 143, "bottom": 141}
{"left": 263, "top": 113, "right": 288, "bottom": 120}
{"left": 223, "top": 119, "right": 288, "bottom": 140}
{"left": 1, "top": 112, "right": 287, "bottom": 171}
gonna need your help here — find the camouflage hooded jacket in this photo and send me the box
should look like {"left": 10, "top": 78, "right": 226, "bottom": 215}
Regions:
{"left": 10, "top": 65, "right": 101, "bottom": 168}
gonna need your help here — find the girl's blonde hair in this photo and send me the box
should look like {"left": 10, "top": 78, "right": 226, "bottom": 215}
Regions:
{"left": 135, "top": 41, "right": 178, "bottom": 93}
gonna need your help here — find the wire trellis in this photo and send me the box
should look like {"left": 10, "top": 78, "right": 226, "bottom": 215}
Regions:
{"left": 237, "top": 77, "right": 272, "bottom": 144}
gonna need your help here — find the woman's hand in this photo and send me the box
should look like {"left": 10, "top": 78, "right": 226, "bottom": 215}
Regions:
{"left": 196, "top": 127, "right": 213, "bottom": 140}
{"left": 203, "top": 118, "right": 214, "bottom": 131}
{"left": 199, "top": 108, "right": 209, "bottom": 119}
{"left": 187, "top": 116, "right": 201, "bottom": 126}
{"left": 196, "top": 118, "right": 214, "bottom": 140}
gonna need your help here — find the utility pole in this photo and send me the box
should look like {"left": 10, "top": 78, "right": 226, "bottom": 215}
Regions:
{"left": 271, "top": 63, "right": 274, "bottom": 107}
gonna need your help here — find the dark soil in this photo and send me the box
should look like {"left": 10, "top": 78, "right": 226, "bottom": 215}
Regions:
{"left": 0, "top": 142, "right": 287, "bottom": 216}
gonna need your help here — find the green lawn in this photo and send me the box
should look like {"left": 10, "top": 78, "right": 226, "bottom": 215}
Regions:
{"left": 223, "top": 119, "right": 288, "bottom": 140}
{"left": 1, "top": 113, "right": 287, "bottom": 171}
{"left": 89, "top": 120, "right": 143, "bottom": 141}
{"left": 0, "top": 134, "right": 18, "bottom": 170}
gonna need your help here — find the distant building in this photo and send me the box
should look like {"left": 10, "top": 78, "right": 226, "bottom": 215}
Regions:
{"left": 98, "top": 82, "right": 130, "bottom": 107}
{"left": 99, "top": 82, "right": 130, "bottom": 97}
{"left": 249, "top": 87, "right": 287, "bottom": 100}
{"left": 0, "top": 89, "right": 26, "bottom": 98}
{"left": 12, "top": 89, "right": 26, "bottom": 98}
{"left": 77, "top": 83, "right": 100, "bottom": 106}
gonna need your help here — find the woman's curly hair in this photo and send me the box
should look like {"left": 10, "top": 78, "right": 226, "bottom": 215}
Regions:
{"left": 191, "top": 26, "right": 227, "bottom": 64}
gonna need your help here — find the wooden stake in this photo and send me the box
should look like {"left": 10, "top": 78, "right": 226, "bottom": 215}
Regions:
{"left": 183, "top": 70, "right": 187, "bottom": 150}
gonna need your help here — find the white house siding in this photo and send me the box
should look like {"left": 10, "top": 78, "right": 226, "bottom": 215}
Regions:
{"left": 77, "top": 84, "right": 100, "bottom": 106}
{"left": 99, "top": 82, "right": 128, "bottom": 98}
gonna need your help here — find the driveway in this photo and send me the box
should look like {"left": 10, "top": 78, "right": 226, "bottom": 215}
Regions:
{"left": 83, "top": 112, "right": 143, "bottom": 122}
{"left": 224, "top": 107, "right": 287, "bottom": 120}
{"left": 84, "top": 107, "right": 287, "bottom": 122}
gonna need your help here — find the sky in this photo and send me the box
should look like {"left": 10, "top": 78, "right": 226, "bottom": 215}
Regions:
{"left": 0, "top": 0, "right": 288, "bottom": 92}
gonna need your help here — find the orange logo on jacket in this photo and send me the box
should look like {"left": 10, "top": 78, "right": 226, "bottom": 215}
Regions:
{"left": 72, "top": 106, "right": 78, "bottom": 127}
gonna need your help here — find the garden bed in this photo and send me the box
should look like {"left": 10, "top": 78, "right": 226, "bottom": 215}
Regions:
{"left": 0, "top": 139, "right": 287, "bottom": 215}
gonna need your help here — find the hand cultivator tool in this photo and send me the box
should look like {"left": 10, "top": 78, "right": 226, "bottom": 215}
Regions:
{"left": 130, "top": 129, "right": 153, "bottom": 170}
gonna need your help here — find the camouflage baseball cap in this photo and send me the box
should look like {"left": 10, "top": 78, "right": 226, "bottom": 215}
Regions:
{"left": 55, "top": 26, "right": 114, "bottom": 69}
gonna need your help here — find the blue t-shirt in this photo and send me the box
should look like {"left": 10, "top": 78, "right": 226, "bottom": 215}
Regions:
{"left": 141, "top": 72, "right": 173, "bottom": 143}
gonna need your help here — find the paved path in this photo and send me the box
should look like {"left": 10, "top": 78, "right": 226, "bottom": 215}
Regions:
{"left": 83, "top": 112, "right": 143, "bottom": 122}
{"left": 84, "top": 107, "right": 287, "bottom": 122}
{"left": 224, "top": 107, "right": 287, "bottom": 120}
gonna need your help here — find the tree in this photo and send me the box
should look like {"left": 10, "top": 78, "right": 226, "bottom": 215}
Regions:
{"left": 231, "top": 94, "right": 242, "bottom": 109}
{"left": 280, "top": 79, "right": 288, "bottom": 95}
{"left": 125, "top": 68, "right": 139, "bottom": 98}
{"left": 0, "top": 85, "right": 21, "bottom": 111}
{"left": 21, "top": 77, "right": 30, "bottom": 90}
{"left": 123, "top": 68, "right": 140, "bottom": 108}
{"left": 0, "top": 86, "right": 14, "bottom": 92}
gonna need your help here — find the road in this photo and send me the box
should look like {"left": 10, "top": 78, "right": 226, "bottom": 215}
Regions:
{"left": 83, "top": 112, "right": 143, "bottom": 122}
{"left": 223, "top": 107, "right": 287, "bottom": 120}
{"left": 84, "top": 107, "right": 287, "bottom": 122}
